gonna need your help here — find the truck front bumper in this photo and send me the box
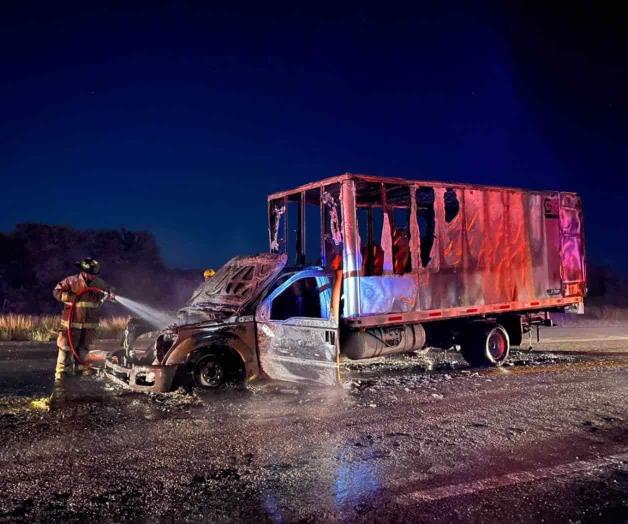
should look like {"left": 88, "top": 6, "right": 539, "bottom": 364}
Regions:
{"left": 104, "top": 359, "right": 178, "bottom": 393}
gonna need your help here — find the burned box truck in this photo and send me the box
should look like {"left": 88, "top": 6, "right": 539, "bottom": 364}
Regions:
{"left": 105, "top": 173, "right": 586, "bottom": 391}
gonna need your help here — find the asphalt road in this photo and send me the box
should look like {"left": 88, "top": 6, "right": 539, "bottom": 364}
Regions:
{"left": 0, "top": 326, "right": 627, "bottom": 522}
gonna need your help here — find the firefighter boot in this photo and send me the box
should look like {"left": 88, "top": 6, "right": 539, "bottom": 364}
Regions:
{"left": 55, "top": 348, "right": 71, "bottom": 382}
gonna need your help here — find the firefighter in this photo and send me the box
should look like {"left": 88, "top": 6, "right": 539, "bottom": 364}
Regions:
{"left": 52, "top": 258, "right": 112, "bottom": 380}
{"left": 203, "top": 268, "right": 216, "bottom": 281}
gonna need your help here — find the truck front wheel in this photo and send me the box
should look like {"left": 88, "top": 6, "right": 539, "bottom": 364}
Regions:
{"left": 460, "top": 324, "right": 510, "bottom": 367}
{"left": 193, "top": 354, "right": 226, "bottom": 389}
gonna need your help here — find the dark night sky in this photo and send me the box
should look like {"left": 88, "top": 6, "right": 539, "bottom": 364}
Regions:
{"left": 1, "top": 2, "right": 627, "bottom": 269}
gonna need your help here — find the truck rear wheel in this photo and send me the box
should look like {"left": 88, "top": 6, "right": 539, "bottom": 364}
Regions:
{"left": 460, "top": 324, "right": 510, "bottom": 367}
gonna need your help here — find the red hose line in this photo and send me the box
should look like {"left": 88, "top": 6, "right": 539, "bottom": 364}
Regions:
{"left": 67, "top": 286, "right": 106, "bottom": 368}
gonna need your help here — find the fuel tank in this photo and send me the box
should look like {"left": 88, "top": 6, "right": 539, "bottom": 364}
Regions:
{"left": 342, "top": 323, "right": 426, "bottom": 360}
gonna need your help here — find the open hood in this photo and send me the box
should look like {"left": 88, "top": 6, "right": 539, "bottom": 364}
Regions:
{"left": 179, "top": 253, "right": 288, "bottom": 319}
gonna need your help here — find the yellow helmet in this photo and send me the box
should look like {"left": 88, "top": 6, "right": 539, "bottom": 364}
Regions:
{"left": 203, "top": 268, "right": 216, "bottom": 279}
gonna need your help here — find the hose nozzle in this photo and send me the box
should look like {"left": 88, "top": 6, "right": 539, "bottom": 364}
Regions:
{"left": 101, "top": 291, "right": 117, "bottom": 303}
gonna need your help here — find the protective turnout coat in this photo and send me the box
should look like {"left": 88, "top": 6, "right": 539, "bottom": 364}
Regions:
{"left": 53, "top": 273, "right": 110, "bottom": 329}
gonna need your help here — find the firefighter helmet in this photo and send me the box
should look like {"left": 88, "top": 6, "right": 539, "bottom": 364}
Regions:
{"left": 76, "top": 257, "right": 101, "bottom": 275}
{"left": 203, "top": 268, "right": 216, "bottom": 280}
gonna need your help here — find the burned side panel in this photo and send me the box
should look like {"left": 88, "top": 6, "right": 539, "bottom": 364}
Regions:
{"left": 462, "top": 188, "right": 485, "bottom": 307}
{"left": 544, "top": 194, "right": 563, "bottom": 295}
{"left": 508, "top": 191, "right": 535, "bottom": 302}
{"left": 269, "top": 174, "right": 586, "bottom": 322}
{"left": 341, "top": 179, "right": 362, "bottom": 318}
{"left": 559, "top": 193, "right": 586, "bottom": 296}
{"left": 164, "top": 322, "right": 260, "bottom": 381}
{"left": 256, "top": 319, "right": 338, "bottom": 385}
{"left": 342, "top": 179, "right": 585, "bottom": 317}
{"left": 358, "top": 275, "right": 416, "bottom": 314}
{"left": 419, "top": 186, "right": 455, "bottom": 311}
{"left": 255, "top": 271, "right": 339, "bottom": 386}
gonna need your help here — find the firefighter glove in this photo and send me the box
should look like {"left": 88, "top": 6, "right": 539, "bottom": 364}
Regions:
{"left": 61, "top": 292, "right": 75, "bottom": 303}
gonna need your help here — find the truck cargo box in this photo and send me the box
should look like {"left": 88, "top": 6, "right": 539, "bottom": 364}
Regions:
{"left": 268, "top": 173, "right": 586, "bottom": 327}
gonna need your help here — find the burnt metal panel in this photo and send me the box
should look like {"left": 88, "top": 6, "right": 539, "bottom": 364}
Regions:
{"left": 270, "top": 173, "right": 586, "bottom": 321}
{"left": 164, "top": 321, "right": 260, "bottom": 381}
{"left": 341, "top": 179, "right": 362, "bottom": 318}
{"left": 183, "top": 253, "right": 287, "bottom": 316}
{"left": 104, "top": 360, "right": 178, "bottom": 393}
{"left": 256, "top": 271, "right": 339, "bottom": 385}
{"left": 256, "top": 319, "right": 338, "bottom": 385}
{"left": 559, "top": 194, "right": 586, "bottom": 293}
{"left": 269, "top": 199, "right": 287, "bottom": 253}
{"left": 358, "top": 276, "right": 416, "bottom": 314}
{"left": 409, "top": 185, "right": 421, "bottom": 274}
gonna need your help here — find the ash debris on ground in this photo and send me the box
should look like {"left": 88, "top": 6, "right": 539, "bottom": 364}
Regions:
{"left": 0, "top": 342, "right": 626, "bottom": 521}
{"left": 342, "top": 349, "right": 575, "bottom": 394}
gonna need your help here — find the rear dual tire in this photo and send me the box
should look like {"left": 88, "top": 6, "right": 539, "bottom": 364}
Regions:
{"left": 460, "top": 324, "right": 510, "bottom": 367}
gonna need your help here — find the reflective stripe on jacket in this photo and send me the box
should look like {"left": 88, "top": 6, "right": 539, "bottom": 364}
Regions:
{"left": 53, "top": 273, "right": 110, "bottom": 328}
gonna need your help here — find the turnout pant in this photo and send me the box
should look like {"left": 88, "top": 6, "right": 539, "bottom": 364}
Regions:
{"left": 55, "top": 328, "right": 96, "bottom": 378}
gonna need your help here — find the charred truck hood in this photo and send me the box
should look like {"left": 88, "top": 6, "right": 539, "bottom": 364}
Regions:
{"left": 176, "top": 253, "right": 288, "bottom": 325}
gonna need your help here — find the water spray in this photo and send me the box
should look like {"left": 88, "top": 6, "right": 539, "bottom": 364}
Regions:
{"left": 114, "top": 295, "right": 176, "bottom": 329}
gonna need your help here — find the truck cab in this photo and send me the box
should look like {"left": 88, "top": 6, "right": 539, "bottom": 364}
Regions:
{"left": 105, "top": 254, "right": 342, "bottom": 391}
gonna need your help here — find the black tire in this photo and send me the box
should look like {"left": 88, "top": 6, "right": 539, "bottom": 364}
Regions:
{"left": 193, "top": 354, "right": 226, "bottom": 389}
{"left": 460, "top": 324, "right": 510, "bottom": 367}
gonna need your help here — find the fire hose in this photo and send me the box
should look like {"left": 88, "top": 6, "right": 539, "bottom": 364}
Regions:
{"left": 67, "top": 286, "right": 112, "bottom": 368}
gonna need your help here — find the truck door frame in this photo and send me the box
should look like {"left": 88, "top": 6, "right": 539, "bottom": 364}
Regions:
{"left": 255, "top": 269, "right": 340, "bottom": 385}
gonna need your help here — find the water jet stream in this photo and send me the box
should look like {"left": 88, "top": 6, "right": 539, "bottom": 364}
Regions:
{"left": 114, "top": 296, "right": 176, "bottom": 329}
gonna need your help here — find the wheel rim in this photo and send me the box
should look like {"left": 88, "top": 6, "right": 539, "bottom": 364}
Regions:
{"left": 487, "top": 329, "right": 507, "bottom": 360}
{"left": 197, "top": 358, "right": 224, "bottom": 388}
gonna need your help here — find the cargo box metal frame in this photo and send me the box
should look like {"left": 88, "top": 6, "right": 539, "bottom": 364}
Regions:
{"left": 268, "top": 172, "right": 586, "bottom": 357}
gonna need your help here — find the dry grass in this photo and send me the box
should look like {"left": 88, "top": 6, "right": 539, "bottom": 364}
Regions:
{"left": 96, "top": 316, "right": 129, "bottom": 339}
{"left": 0, "top": 314, "right": 129, "bottom": 342}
